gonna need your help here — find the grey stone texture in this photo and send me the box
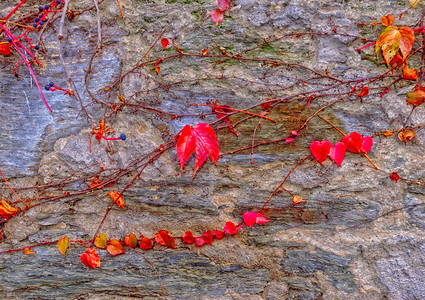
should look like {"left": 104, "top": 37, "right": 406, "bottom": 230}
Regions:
{"left": 0, "top": 0, "right": 424, "bottom": 299}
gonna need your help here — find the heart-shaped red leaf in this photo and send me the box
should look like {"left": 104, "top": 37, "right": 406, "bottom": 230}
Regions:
{"left": 139, "top": 236, "right": 153, "bottom": 250}
{"left": 223, "top": 221, "right": 239, "bottom": 235}
{"left": 182, "top": 231, "right": 194, "bottom": 243}
{"left": 213, "top": 230, "right": 224, "bottom": 239}
{"left": 342, "top": 132, "right": 364, "bottom": 153}
{"left": 329, "top": 142, "right": 346, "bottom": 167}
{"left": 194, "top": 237, "right": 206, "bottom": 247}
{"left": 310, "top": 140, "right": 332, "bottom": 164}
{"left": 361, "top": 136, "right": 373, "bottom": 153}
{"left": 202, "top": 230, "right": 213, "bottom": 246}
{"left": 243, "top": 211, "right": 257, "bottom": 228}
{"left": 161, "top": 38, "right": 169, "bottom": 50}
{"left": 255, "top": 212, "right": 271, "bottom": 225}
{"left": 155, "top": 230, "right": 176, "bottom": 249}
{"left": 80, "top": 248, "right": 100, "bottom": 268}
{"left": 124, "top": 233, "right": 138, "bottom": 248}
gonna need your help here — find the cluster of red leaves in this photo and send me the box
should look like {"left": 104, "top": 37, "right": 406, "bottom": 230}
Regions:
{"left": 310, "top": 132, "right": 373, "bottom": 166}
{"left": 176, "top": 123, "right": 219, "bottom": 177}
{"left": 79, "top": 212, "right": 270, "bottom": 268}
{"left": 211, "top": 0, "right": 231, "bottom": 25}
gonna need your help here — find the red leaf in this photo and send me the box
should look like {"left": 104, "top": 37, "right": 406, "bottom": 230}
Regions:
{"left": 217, "top": 0, "right": 231, "bottom": 11}
{"left": 124, "top": 233, "right": 138, "bottom": 248}
{"left": 255, "top": 212, "right": 271, "bottom": 225}
{"left": 329, "top": 142, "right": 346, "bottom": 167}
{"left": 80, "top": 248, "right": 100, "bottom": 268}
{"left": 107, "top": 239, "right": 125, "bottom": 256}
{"left": 243, "top": 211, "right": 257, "bottom": 228}
{"left": 182, "top": 231, "right": 194, "bottom": 243}
{"left": 0, "top": 44, "right": 12, "bottom": 56}
{"left": 342, "top": 132, "right": 364, "bottom": 153}
{"left": 155, "top": 230, "right": 176, "bottom": 249}
{"left": 176, "top": 125, "right": 195, "bottom": 171}
{"left": 213, "top": 230, "right": 224, "bottom": 239}
{"left": 155, "top": 66, "right": 160, "bottom": 74}
{"left": 214, "top": 104, "right": 231, "bottom": 121}
{"left": 402, "top": 64, "right": 418, "bottom": 80}
{"left": 260, "top": 102, "right": 271, "bottom": 110}
{"left": 161, "top": 38, "right": 169, "bottom": 50}
{"left": 358, "top": 86, "right": 369, "bottom": 97}
{"left": 194, "top": 237, "right": 206, "bottom": 247}
{"left": 211, "top": 9, "right": 224, "bottom": 25}
{"left": 390, "top": 172, "right": 400, "bottom": 183}
{"left": 223, "top": 221, "right": 238, "bottom": 235}
{"left": 310, "top": 140, "right": 332, "bottom": 164}
{"left": 139, "top": 236, "right": 153, "bottom": 250}
{"left": 202, "top": 230, "right": 213, "bottom": 246}
{"left": 176, "top": 123, "right": 219, "bottom": 177}
{"left": 361, "top": 136, "right": 373, "bottom": 153}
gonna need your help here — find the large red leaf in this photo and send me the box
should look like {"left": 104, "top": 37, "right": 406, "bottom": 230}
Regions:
{"left": 81, "top": 248, "right": 100, "bottom": 268}
{"left": 0, "top": 44, "right": 12, "bottom": 56}
{"left": 223, "top": 221, "right": 239, "bottom": 235}
{"left": 176, "top": 123, "right": 219, "bottom": 177}
{"left": 310, "top": 140, "right": 332, "bottom": 164}
{"left": 243, "top": 211, "right": 257, "bottom": 228}
{"left": 139, "top": 236, "right": 153, "bottom": 250}
{"left": 182, "top": 231, "right": 194, "bottom": 244}
{"left": 328, "top": 142, "right": 346, "bottom": 167}
{"left": 202, "top": 230, "right": 213, "bottom": 246}
{"left": 155, "top": 230, "right": 176, "bottom": 249}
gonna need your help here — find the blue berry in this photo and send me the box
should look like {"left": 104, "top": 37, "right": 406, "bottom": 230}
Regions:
{"left": 56, "top": 0, "right": 62, "bottom": 4}
{"left": 39, "top": 15, "right": 43, "bottom": 18}
{"left": 49, "top": 82, "right": 54, "bottom": 87}
{"left": 44, "top": 5, "right": 49, "bottom": 10}
{"left": 45, "top": 85, "right": 51, "bottom": 91}
{"left": 32, "top": 23, "right": 37, "bottom": 28}
{"left": 38, "top": 6, "right": 44, "bottom": 11}
{"left": 35, "top": 18, "right": 40, "bottom": 22}
{"left": 7, "top": 38, "right": 12, "bottom": 43}
{"left": 15, "top": 73, "right": 19, "bottom": 78}
{"left": 34, "top": 45, "right": 40, "bottom": 50}
{"left": 39, "top": 21, "right": 44, "bottom": 26}
{"left": 120, "top": 134, "right": 127, "bottom": 141}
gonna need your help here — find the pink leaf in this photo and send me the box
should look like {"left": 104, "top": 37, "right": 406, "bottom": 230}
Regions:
{"left": 291, "top": 130, "right": 299, "bottom": 136}
{"left": 310, "top": 140, "right": 332, "bottom": 164}
{"left": 194, "top": 237, "right": 206, "bottom": 247}
{"left": 328, "top": 142, "right": 346, "bottom": 167}
{"left": 211, "top": 9, "right": 224, "bottom": 26}
{"left": 255, "top": 213, "right": 271, "bottom": 225}
{"left": 361, "top": 136, "right": 373, "bottom": 153}
{"left": 243, "top": 211, "right": 257, "bottom": 228}
{"left": 213, "top": 230, "right": 224, "bottom": 239}
{"left": 342, "top": 132, "right": 363, "bottom": 153}
{"left": 223, "top": 221, "right": 238, "bottom": 235}
{"left": 217, "top": 0, "right": 231, "bottom": 11}
{"left": 285, "top": 138, "right": 294, "bottom": 143}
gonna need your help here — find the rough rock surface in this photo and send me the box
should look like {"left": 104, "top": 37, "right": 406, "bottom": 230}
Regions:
{"left": 0, "top": 0, "right": 424, "bottom": 299}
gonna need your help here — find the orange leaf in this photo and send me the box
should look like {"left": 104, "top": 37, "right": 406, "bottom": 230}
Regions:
{"left": 107, "top": 239, "right": 125, "bottom": 256}
{"left": 402, "top": 64, "right": 418, "bottom": 80}
{"left": 375, "top": 26, "right": 414, "bottom": 65}
{"left": 293, "top": 195, "right": 306, "bottom": 205}
{"left": 155, "top": 66, "right": 160, "bottom": 74}
{"left": 379, "top": 131, "right": 394, "bottom": 137}
{"left": 406, "top": 90, "right": 425, "bottom": 106}
{"left": 57, "top": 236, "right": 69, "bottom": 256}
{"left": 108, "top": 190, "right": 125, "bottom": 208}
{"left": 80, "top": 248, "right": 100, "bottom": 268}
{"left": 357, "top": 86, "right": 369, "bottom": 97}
{"left": 124, "top": 233, "right": 138, "bottom": 248}
{"left": 371, "top": 21, "right": 377, "bottom": 27}
{"left": 0, "top": 43, "right": 12, "bottom": 56}
{"left": 155, "top": 230, "right": 176, "bottom": 249}
{"left": 0, "top": 199, "right": 19, "bottom": 219}
{"left": 89, "top": 176, "right": 103, "bottom": 189}
{"left": 398, "top": 128, "right": 415, "bottom": 144}
{"left": 202, "top": 49, "right": 208, "bottom": 56}
{"left": 94, "top": 233, "right": 108, "bottom": 249}
{"left": 381, "top": 14, "right": 395, "bottom": 27}
{"left": 23, "top": 247, "right": 36, "bottom": 255}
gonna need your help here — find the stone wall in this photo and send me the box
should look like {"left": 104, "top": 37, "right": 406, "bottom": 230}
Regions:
{"left": 0, "top": 0, "right": 424, "bottom": 299}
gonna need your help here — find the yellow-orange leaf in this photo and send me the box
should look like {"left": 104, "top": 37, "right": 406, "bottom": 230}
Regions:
{"left": 0, "top": 199, "right": 19, "bottom": 219}
{"left": 155, "top": 66, "right": 160, "bottom": 74}
{"left": 293, "top": 195, "right": 306, "bottom": 205}
{"left": 406, "top": 89, "right": 425, "bottom": 106}
{"left": 379, "top": 131, "right": 395, "bottom": 137}
{"left": 124, "top": 233, "right": 138, "bottom": 248}
{"left": 89, "top": 176, "right": 103, "bottom": 189}
{"left": 381, "top": 14, "right": 395, "bottom": 27}
{"left": 108, "top": 191, "right": 125, "bottom": 208}
{"left": 94, "top": 233, "right": 108, "bottom": 249}
{"left": 57, "top": 236, "right": 69, "bottom": 256}
{"left": 409, "top": 0, "right": 422, "bottom": 8}
{"left": 107, "top": 239, "right": 125, "bottom": 256}
{"left": 23, "top": 247, "right": 36, "bottom": 255}
{"left": 375, "top": 26, "right": 414, "bottom": 65}
{"left": 402, "top": 64, "right": 418, "bottom": 80}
